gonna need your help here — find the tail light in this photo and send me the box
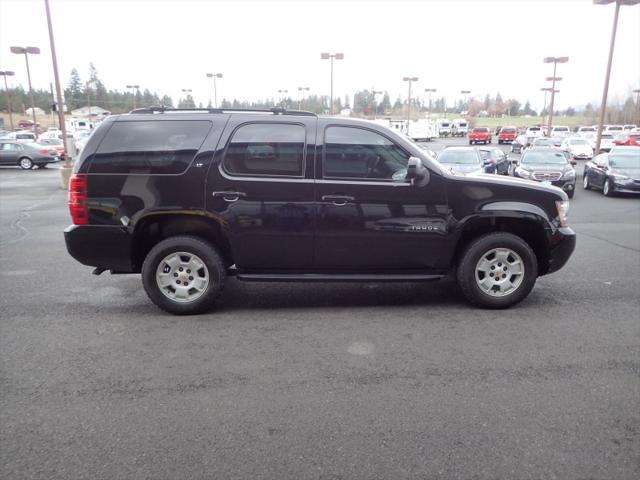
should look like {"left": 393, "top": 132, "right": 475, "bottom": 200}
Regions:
{"left": 68, "top": 174, "right": 88, "bottom": 225}
{"left": 40, "top": 149, "right": 49, "bottom": 155}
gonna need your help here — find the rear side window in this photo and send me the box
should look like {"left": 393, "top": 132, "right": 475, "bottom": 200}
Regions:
{"left": 222, "top": 123, "right": 305, "bottom": 177}
{"left": 90, "top": 120, "right": 212, "bottom": 174}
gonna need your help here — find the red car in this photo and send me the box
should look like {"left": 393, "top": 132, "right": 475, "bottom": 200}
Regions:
{"left": 612, "top": 132, "right": 640, "bottom": 146}
{"left": 38, "top": 138, "right": 65, "bottom": 154}
{"left": 498, "top": 126, "right": 517, "bottom": 144}
{"left": 468, "top": 127, "right": 492, "bottom": 145}
{"left": 17, "top": 119, "right": 35, "bottom": 128}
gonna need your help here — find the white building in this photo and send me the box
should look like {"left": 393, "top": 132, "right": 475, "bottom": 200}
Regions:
{"left": 71, "top": 106, "right": 111, "bottom": 117}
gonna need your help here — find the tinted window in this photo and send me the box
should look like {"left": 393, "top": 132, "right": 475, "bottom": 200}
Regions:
{"left": 473, "top": 128, "right": 489, "bottom": 133}
{"left": 324, "top": 126, "right": 409, "bottom": 181}
{"left": 1, "top": 143, "right": 20, "bottom": 151}
{"left": 438, "top": 149, "right": 479, "bottom": 165}
{"left": 90, "top": 120, "right": 211, "bottom": 174}
{"left": 222, "top": 123, "right": 305, "bottom": 177}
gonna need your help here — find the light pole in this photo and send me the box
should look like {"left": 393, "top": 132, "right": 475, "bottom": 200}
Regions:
{"left": 543, "top": 56, "right": 568, "bottom": 136}
{"left": 10, "top": 46, "right": 40, "bottom": 133}
{"left": 320, "top": 52, "right": 344, "bottom": 114}
{"left": 297, "top": 86, "right": 310, "bottom": 110}
{"left": 403, "top": 76, "right": 418, "bottom": 135}
{"left": 540, "top": 87, "right": 558, "bottom": 126}
{"left": 0, "top": 71, "right": 15, "bottom": 130}
{"left": 126, "top": 84, "right": 140, "bottom": 109}
{"left": 44, "top": 0, "right": 71, "bottom": 187}
{"left": 424, "top": 88, "right": 437, "bottom": 117}
{"left": 278, "top": 89, "right": 288, "bottom": 108}
{"left": 593, "top": 0, "right": 640, "bottom": 154}
{"left": 371, "top": 89, "right": 382, "bottom": 118}
{"left": 206, "top": 72, "right": 222, "bottom": 108}
{"left": 460, "top": 90, "right": 471, "bottom": 114}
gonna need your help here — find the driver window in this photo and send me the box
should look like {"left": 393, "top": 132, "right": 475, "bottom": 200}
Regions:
{"left": 323, "top": 126, "right": 410, "bottom": 181}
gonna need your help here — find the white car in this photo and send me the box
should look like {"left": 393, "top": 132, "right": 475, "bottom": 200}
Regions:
{"left": 551, "top": 125, "right": 570, "bottom": 137}
{"left": 5, "top": 131, "right": 37, "bottom": 143}
{"left": 74, "top": 130, "right": 93, "bottom": 153}
{"left": 525, "top": 126, "right": 545, "bottom": 141}
{"left": 623, "top": 124, "right": 637, "bottom": 131}
{"left": 561, "top": 137, "right": 593, "bottom": 160}
{"left": 37, "top": 130, "right": 62, "bottom": 141}
{"left": 604, "top": 125, "right": 624, "bottom": 134}
{"left": 599, "top": 133, "right": 615, "bottom": 152}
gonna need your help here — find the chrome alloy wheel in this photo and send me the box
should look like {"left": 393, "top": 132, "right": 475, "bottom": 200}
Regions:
{"left": 475, "top": 248, "right": 525, "bottom": 297}
{"left": 155, "top": 251, "right": 209, "bottom": 303}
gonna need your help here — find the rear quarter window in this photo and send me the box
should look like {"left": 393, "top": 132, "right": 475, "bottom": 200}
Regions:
{"left": 89, "top": 120, "right": 212, "bottom": 174}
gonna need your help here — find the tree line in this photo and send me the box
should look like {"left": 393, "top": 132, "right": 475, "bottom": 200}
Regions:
{"left": 0, "top": 64, "right": 638, "bottom": 125}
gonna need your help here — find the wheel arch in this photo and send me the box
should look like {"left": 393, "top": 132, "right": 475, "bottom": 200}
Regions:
{"left": 452, "top": 211, "right": 552, "bottom": 275}
{"left": 131, "top": 213, "right": 233, "bottom": 271}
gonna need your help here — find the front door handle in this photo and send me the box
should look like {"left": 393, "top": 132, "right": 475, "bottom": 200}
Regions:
{"left": 212, "top": 191, "right": 247, "bottom": 202}
{"left": 321, "top": 195, "right": 355, "bottom": 206}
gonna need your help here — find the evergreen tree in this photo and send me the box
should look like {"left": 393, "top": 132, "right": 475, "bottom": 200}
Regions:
{"left": 67, "top": 68, "right": 83, "bottom": 110}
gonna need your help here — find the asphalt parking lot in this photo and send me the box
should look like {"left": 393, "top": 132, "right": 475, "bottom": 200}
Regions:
{"left": 1, "top": 140, "right": 639, "bottom": 480}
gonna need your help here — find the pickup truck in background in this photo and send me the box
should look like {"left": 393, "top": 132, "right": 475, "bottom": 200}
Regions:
{"left": 498, "top": 126, "right": 517, "bottom": 144}
{"left": 468, "top": 127, "right": 492, "bottom": 145}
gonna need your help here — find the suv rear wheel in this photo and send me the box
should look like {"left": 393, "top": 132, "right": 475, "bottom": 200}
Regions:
{"left": 142, "top": 235, "right": 226, "bottom": 315}
{"left": 456, "top": 232, "right": 538, "bottom": 309}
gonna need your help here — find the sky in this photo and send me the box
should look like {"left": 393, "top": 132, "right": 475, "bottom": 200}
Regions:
{"left": 0, "top": 0, "right": 639, "bottom": 111}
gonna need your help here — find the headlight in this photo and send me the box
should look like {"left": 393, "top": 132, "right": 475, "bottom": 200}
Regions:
{"left": 562, "top": 169, "right": 576, "bottom": 179}
{"left": 556, "top": 200, "right": 570, "bottom": 226}
{"left": 611, "top": 174, "right": 629, "bottom": 181}
{"left": 515, "top": 167, "right": 530, "bottom": 178}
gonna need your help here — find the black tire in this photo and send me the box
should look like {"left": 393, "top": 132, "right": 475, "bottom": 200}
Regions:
{"left": 18, "top": 157, "right": 33, "bottom": 170}
{"left": 141, "top": 235, "right": 226, "bottom": 315}
{"left": 456, "top": 232, "right": 538, "bottom": 309}
{"left": 567, "top": 188, "right": 575, "bottom": 199}
{"left": 582, "top": 171, "right": 591, "bottom": 190}
{"left": 603, "top": 178, "right": 613, "bottom": 197}
{"left": 469, "top": 140, "right": 473, "bottom": 145}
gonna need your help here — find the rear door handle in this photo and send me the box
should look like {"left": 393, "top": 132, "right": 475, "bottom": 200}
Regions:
{"left": 321, "top": 195, "right": 355, "bottom": 206}
{"left": 212, "top": 191, "right": 247, "bottom": 202}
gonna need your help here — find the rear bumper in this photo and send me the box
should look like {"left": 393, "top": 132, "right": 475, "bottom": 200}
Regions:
{"left": 64, "top": 225, "right": 136, "bottom": 272}
{"left": 545, "top": 227, "right": 576, "bottom": 275}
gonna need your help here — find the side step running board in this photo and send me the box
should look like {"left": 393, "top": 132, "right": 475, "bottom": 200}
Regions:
{"left": 236, "top": 273, "right": 444, "bottom": 282}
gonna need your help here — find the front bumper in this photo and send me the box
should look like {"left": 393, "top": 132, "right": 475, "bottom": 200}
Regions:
{"left": 611, "top": 179, "right": 640, "bottom": 194}
{"left": 545, "top": 227, "right": 576, "bottom": 275}
{"left": 64, "top": 224, "right": 136, "bottom": 272}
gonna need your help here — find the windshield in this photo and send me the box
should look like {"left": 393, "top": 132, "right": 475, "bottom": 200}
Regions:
{"left": 501, "top": 128, "right": 516, "bottom": 133}
{"left": 580, "top": 127, "right": 595, "bottom": 132}
{"left": 609, "top": 154, "right": 640, "bottom": 169}
{"left": 533, "top": 138, "right": 554, "bottom": 146}
{"left": 472, "top": 128, "right": 488, "bottom": 133}
{"left": 438, "top": 150, "right": 479, "bottom": 165}
{"left": 553, "top": 127, "right": 569, "bottom": 132}
{"left": 568, "top": 139, "right": 589, "bottom": 145}
{"left": 521, "top": 151, "right": 568, "bottom": 165}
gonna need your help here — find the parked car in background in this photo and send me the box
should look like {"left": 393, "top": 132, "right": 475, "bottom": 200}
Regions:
{"left": 498, "top": 126, "right": 517, "bottom": 144}
{"left": 74, "top": 130, "right": 94, "bottom": 153}
{"left": 561, "top": 137, "right": 593, "bottom": 160}
{"left": 38, "top": 138, "right": 65, "bottom": 155}
{"left": 5, "top": 131, "right": 37, "bottom": 143}
{"left": 469, "top": 127, "right": 492, "bottom": 145}
{"left": 604, "top": 125, "right": 624, "bottom": 134}
{"left": 550, "top": 126, "right": 570, "bottom": 138}
{"left": 514, "top": 148, "right": 577, "bottom": 198}
{"left": 408, "top": 119, "right": 436, "bottom": 142}
{"left": 479, "top": 148, "right": 510, "bottom": 175}
{"left": 38, "top": 130, "right": 63, "bottom": 141}
{"left": 451, "top": 118, "right": 468, "bottom": 137}
{"left": 525, "top": 126, "right": 544, "bottom": 141}
{"left": 599, "top": 133, "right": 615, "bottom": 152}
{"left": 511, "top": 135, "right": 529, "bottom": 154}
{"left": 550, "top": 136, "right": 565, "bottom": 147}
{"left": 612, "top": 131, "right": 640, "bottom": 146}
{"left": 623, "top": 124, "right": 637, "bottom": 131}
{"left": 578, "top": 126, "right": 596, "bottom": 136}
{"left": 437, "top": 118, "right": 451, "bottom": 137}
{"left": 435, "top": 147, "right": 485, "bottom": 175}
{"left": 583, "top": 149, "right": 640, "bottom": 196}
{"left": 17, "top": 119, "right": 35, "bottom": 128}
{"left": 532, "top": 137, "right": 556, "bottom": 148}
{"left": 0, "top": 141, "right": 60, "bottom": 169}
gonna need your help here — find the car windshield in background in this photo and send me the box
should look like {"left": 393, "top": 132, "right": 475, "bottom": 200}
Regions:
{"left": 521, "top": 151, "right": 567, "bottom": 164}
{"left": 609, "top": 154, "right": 640, "bottom": 168}
{"left": 534, "top": 139, "right": 554, "bottom": 146}
{"left": 438, "top": 150, "right": 479, "bottom": 164}
{"left": 473, "top": 128, "right": 488, "bottom": 133}
{"left": 569, "top": 139, "right": 589, "bottom": 145}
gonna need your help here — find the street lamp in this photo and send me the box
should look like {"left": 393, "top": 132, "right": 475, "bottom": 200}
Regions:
{"left": 593, "top": 0, "right": 640, "bottom": 154}
{"left": 206, "top": 72, "right": 223, "bottom": 108}
{"left": 320, "top": 52, "right": 344, "bottom": 114}
{"left": 543, "top": 56, "right": 568, "bottom": 136}
{"left": 297, "top": 86, "right": 310, "bottom": 110}
{"left": 460, "top": 90, "right": 471, "bottom": 114}
{"left": 0, "top": 71, "right": 15, "bottom": 130}
{"left": 403, "top": 76, "right": 419, "bottom": 135}
{"left": 424, "top": 88, "right": 437, "bottom": 116}
{"left": 10, "top": 46, "right": 40, "bottom": 133}
{"left": 371, "top": 89, "right": 383, "bottom": 118}
{"left": 278, "top": 89, "right": 288, "bottom": 108}
{"left": 540, "top": 87, "right": 558, "bottom": 127}
{"left": 126, "top": 84, "right": 140, "bottom": 109}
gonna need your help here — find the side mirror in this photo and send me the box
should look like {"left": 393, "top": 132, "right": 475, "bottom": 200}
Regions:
{"left": 406, "top": 156, "right": 429, "bottom": 185}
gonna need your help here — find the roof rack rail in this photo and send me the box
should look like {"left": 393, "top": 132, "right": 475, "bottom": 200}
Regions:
{"left": 128, "top": 106, "right": 317, "bottom": 117}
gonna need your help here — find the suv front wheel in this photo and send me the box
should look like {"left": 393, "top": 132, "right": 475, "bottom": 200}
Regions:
{"left": 456, "top": 232, "right": 538, "bottom": 309}
{"left": 142, "top": 235, "right": 226, "bottom": 315}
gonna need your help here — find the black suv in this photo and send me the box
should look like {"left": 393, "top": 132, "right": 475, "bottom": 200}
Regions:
{"left": 65, "top": 107, "right": 576, "bottom": 314}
